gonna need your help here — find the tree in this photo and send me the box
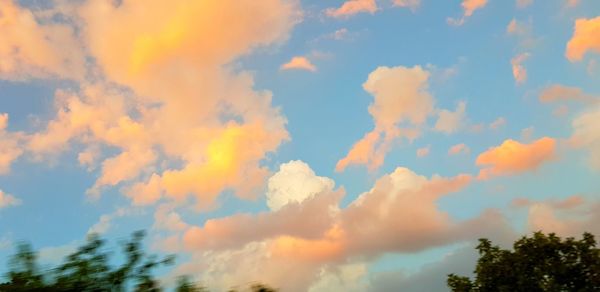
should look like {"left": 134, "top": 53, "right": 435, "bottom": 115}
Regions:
{"left": 0, "top": 231, "right": 173, "bottom": 292}
{"left": 447, "top": 232, "right": 600, "bottom": 292}
{"left": 0, "top": 231, "right": 277, "bottom": 291}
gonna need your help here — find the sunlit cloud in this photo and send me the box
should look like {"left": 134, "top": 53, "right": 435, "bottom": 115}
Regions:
{"left": 281, "top": 56, "right": 318, "bottom": 72}
{"left": 476, "top": 137, "right": 557, "bottom": 179}
{"left": 566, "top": 16, "right": 600, "bottom": 62}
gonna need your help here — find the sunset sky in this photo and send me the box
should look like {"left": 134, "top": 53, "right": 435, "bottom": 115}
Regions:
{"left": 1, "top": 0, "right": 600, "bottom": 290}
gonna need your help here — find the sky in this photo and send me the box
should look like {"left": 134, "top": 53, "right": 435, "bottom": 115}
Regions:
{"left": 0, "top": 0, "right": 600, "bottom": 290}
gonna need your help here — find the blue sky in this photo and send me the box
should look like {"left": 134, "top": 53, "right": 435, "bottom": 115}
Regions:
{"left": 1, "top": 0, "right": 600, "bottom": 290}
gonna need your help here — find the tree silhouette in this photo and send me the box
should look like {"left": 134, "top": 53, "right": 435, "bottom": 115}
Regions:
{"left": 448, "top": 232, "right": 600, "bottom": 292}
{"left": 0, "top": 231, "right": 278, "bottom": 291}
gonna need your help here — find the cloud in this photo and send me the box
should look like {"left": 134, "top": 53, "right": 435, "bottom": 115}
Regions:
{"left": 511, "top": 53, "right": 530, "bottom": 85}
{"left": 325, "top": 0, "right": 378, "bottom": 18}
{"left": 0, "top": 0, "right": 86, "bottom": 80}
{"left": 417, "top": 145, "right": 430, "bottom": 158}
{"left": 166, "top": 161, "right": 523, "bottom": 291}
{"left": 516, "top": 0, "right": 533, "bottom": 9}
{"left": 337, "top": 65, "right": 434, "bottom": 171}
{"left": 566, "top": 16, "right": 600, "bottom": 62}
{"left": 571, "top": 104, "right": 600, "bottom": 168}
{"left": 0, "top": 114, "right": 24, "bottom": 175}
{"left": 0, "top": 189, "right": 20, "bottom": 209}
{"left": 489, "top": 117, "right": 507, "bottom": 130}
{"left": 392, "top": 0, "right": 421, "bottom": 12}
{"left": 434, "top": 101, "right": 466, "bottom": 134}
{"left": 267, "top": 160, "right": 335, "bottom": 211}
{"left": 476, "top": 137, "right": 556, "bottom": 179}
{"left": 281, "top": 56, "right": 317, "bottom": 72}
{"left": 519, "top": 195, "right": 600, "bottom": 237}
{"left": 448, "top": 143, "right": 470, "bottom": 156}
{"left": 87, "top": 207, "right": 134, "bottom": 235}
{"left": 0, "top": 0, "right": 301, "bottom": 208}
{"left": 447, "top": 0, "right": 488, "bottom": 26}
{"left": 539, "top": 84, "right": 597, "bottom": 103}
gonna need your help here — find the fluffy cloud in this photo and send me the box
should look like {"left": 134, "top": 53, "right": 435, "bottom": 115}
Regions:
{"left": 448, "top": 0, "right": 488, "bottom": 26}
{"left": 0, "top": 0, "right": 85, "bottom": 80}
{"left": 435, "top": 101, "right": 466, "bottom": 134}
{"left": 511, "top": 53, "right": 530, "bottom": 85}
{"left": 337, "top": 65, "right": 434, "bottom": 171}
{"left": 539, "top": 84, "right": 597, "bottom": 103}
{"left": 266, "top": 160, "right": 335, "bottom": 211}
{"left": 476, "top": 137, "right": 556, "bottom": 179}
{"left": 281, "top": 56, "right": 317, "bottom": 72}
{"left": 0, "top": 0, "right": 300, "bottom": 208}
{"left": 0, "top": 189, "right": 20, "bottom": 209}
{"left": 326, "top": 0, "right": 378, "bottom": 18}
{"left": 168, "top": 161, "right": 517, "bottom": 291}
{"left": 566, "top": 17, "right": 600, "bottom": 62}
{"left": 571, "top": 104, "right": 600, "bottom": 168}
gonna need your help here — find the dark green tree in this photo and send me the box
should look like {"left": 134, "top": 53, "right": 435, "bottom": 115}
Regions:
{"left": 0, "top": 231, "right": 173, "bottom": 292}
{"left": 448, "top": 232, "right": 600, "bottom": 292}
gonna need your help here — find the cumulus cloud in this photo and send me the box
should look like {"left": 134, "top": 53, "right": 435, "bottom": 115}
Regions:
{"left": 337, "top": 65, "right": 434, "bottom": 171}
{"left": 435, "top": 101, "right": 466, "bottom": 134}
{"left": 447, "top": 0, "right": 488, "bottom": 26}
{"left": 566, "top": 16, "right": 600, "bottom": 62}
{"left": 281, "top": 56, "right": 317, "bottom": 72}
{"left": 476, "top": 137, "right": 557, "bottom": 179}
{"left": 511, "top": 53, "right": 530, "bottom": 85}
{"left": 326, "top": 0, "right": 378, "bottom": 18}
{"left": 167, "top": 161, "right": 517, "bottom": 291}
{"left": 0, "top": 0, "right": 301, "bottom": 208}
{"left": 267, "top": 160, "right": 335, "bottom": 211}
{"left": 0, "top": 189, "right": 20, "bottom": 209}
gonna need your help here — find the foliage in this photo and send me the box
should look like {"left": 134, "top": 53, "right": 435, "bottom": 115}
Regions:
{"left": 447, "top": 232, "right": 600, "bottom": 292}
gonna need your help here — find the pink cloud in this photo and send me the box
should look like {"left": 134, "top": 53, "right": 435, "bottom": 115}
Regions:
{"left": 325, "top": 0, "right": 378, "bottom": 18}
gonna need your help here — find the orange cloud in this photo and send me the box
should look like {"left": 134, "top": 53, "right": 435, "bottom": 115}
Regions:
{"left": 0, "top": 0, "right": 85, "bottom": 80}
{"left": 435, "top": 101, "right": 466, "bottom": 134}
{"left": 337, "top": 65, "right": 434, "bottom": 171}
{"left": 280, "top": 56, "right": 317, "bottom": 72}
{"left": 0, "top": 0, "right": 300, "bottom": 208}
{"left": 325, "top": 0, "right": 377, "bottom": 18}
{"left": 511, "top": 53, "right": 530, "bottom": 85}
{"left": 539, "top": 84, "right": 596, "bottom": 103}
{"left": 448, "top": 0, "right": 488, "bottom": 26}
{"left": 566, "top": 16, "right": 600, "bottom": 62}
{"left": 476, "top": 137, "right": 556, "bottom": 179}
